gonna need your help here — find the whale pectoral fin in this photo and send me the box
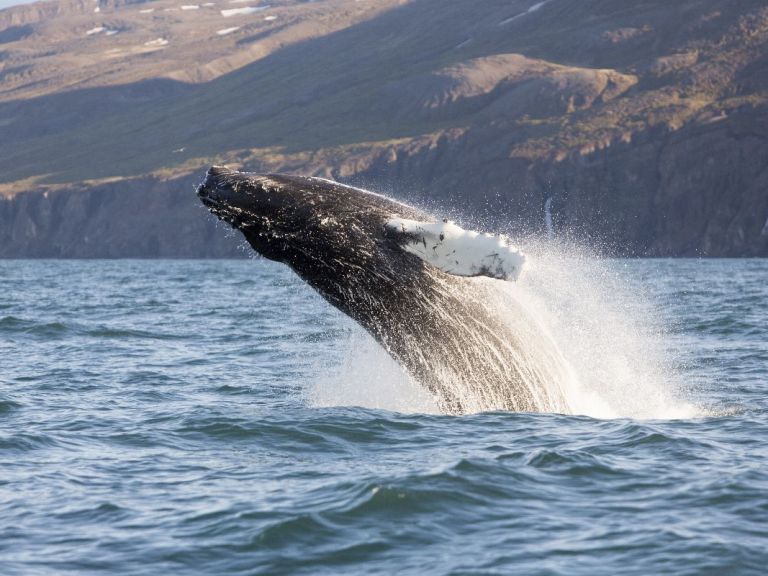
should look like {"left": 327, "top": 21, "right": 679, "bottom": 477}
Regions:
{"left": 385, "top": 218, "right": 526, "bottom": 281}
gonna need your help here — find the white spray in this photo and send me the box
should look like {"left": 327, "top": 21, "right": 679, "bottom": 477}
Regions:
{"left": 544, "top": 197, "right": 555, "bottom": 240}
{"left": 512, "top": 240, "right": 698, "bottom": 419}
{"left": 310, "top": 236, "right": 697, "bottom": 420}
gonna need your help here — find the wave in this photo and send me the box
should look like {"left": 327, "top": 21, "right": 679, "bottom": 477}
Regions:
{"left": 0, "top": 315, "right": 192, "bottom": 341}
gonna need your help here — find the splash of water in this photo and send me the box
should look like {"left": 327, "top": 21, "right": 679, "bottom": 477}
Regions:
{"left": 513, "top": 240, "right": 699, "bottom": 419}
{"left": 310, "top": 329, "right": 440, "bottom": 414}
{"left": 310, "top": 235, "right": 699, "bottom": 420}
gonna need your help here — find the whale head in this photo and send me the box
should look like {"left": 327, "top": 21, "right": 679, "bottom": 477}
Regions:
{"left": 197, "top": 166, "right": 425, "bottom": 271}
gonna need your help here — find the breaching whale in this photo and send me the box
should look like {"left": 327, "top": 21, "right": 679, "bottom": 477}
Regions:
{"left": 198, "top": 166, "right": 571, "bottom": 414}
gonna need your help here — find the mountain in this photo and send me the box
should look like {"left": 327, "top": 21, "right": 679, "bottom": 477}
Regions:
{"left": 1, "top": 0, "right": 768, "bottom": 257}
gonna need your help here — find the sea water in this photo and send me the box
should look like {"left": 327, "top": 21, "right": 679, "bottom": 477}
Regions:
{"left": 1, "top": 258, "right": 766, "bottom": 575}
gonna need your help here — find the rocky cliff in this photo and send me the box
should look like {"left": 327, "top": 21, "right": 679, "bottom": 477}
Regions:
{"left": 1, "top": 0, "right": 767, "bottom": 257}
{"left": 0, "top": 175, "right": 243, "bottom": 257}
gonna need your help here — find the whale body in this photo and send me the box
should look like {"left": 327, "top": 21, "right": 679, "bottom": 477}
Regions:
{"left": 198, "top": 167, "right": 571, "bottom": 414}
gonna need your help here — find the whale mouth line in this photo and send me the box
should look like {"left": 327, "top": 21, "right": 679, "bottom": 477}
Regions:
{"left": 201, "top": 196, "right": 248, "bottom": 229}
{"left": 199, "top": 194, "right": 221, "bottom": 209}
{"left": 200, "top": 194, "right": 272, "bottom": 234}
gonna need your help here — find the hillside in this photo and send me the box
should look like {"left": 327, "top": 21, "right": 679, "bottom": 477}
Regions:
{"left": 1, "top": 0, "right": 768, "bottom": 256}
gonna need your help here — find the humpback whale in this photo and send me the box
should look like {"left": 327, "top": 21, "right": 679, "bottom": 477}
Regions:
{"left": 198, "top": 166, "right": 571, "bottom": 414}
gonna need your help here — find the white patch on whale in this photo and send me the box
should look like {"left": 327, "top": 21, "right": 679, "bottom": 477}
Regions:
{"left": 386, "top": 218, "right": 526, "bottom": 281}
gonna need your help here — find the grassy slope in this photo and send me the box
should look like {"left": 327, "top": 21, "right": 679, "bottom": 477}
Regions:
{"left": 2, "top": 0, "right": 768, "bottom": 190}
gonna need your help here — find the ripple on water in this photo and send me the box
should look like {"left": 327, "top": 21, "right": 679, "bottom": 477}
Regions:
{"left": 84, "top": 327, "right": 192, "bottom": 340}
{"left": 0, "top": 433, "right": 61, "bottom": 452}
{"left": 0, "top": 399, "right": 22, "bottom": 415}
{"left": 0, "top": 315, "right": 69, "bottom": 337}
{"left": 176, "top": 418, "right": 336, "bottom": 451}
{"left": 54, "top": 502, "right": 131, "bottom": 523}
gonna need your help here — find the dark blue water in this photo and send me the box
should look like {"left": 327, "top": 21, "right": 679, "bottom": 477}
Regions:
{"left": 1, "top": 259, "right": 766, "bottom": 575}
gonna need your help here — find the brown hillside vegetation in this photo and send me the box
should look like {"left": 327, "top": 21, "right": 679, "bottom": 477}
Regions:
{"left": 1, "top": 0, "right": 768, "bottom": 256}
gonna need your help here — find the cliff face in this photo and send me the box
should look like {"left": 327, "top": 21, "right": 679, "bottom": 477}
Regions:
{"left": 0, "top": 176, "right": 243, "bottom": 257}
{"left": 1, "top": 0, "right": 768, "bottom": 257}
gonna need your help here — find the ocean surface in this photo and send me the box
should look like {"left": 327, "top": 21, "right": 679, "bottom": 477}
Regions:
{"left": 1, "top": 258, "right": 766, "bottom": 575}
